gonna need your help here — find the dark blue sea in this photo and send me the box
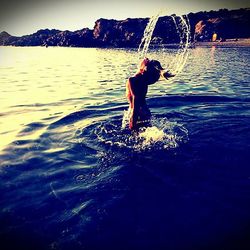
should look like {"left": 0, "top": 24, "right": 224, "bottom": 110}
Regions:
{"left": 0, "top": 46, "right": 250, "bottom": 250}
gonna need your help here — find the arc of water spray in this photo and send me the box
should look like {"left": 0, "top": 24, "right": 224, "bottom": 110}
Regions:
{"left": 137, "top": 11, "right": 191, "bottom": 80}
{"left": 170, "top": 15, "right": 191, "bottom": 76}
{"left": 138, "top": 12, "right": 161, "bottom": 60}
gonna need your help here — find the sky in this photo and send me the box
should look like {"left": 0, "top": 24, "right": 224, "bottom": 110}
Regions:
{"left": 0, "top": 0, "right": 249, "bottom": 36}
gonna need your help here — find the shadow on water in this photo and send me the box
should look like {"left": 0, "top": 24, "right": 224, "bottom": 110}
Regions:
{"left": 1, "top": 94, "right": 250, "bottom": 250}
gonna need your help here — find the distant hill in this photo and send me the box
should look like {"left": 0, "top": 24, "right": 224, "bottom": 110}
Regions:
{"left": 1, "top": 8, "right": 250, "bottom": 48}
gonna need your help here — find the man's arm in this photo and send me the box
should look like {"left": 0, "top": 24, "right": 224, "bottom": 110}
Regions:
{"left": 127, "top": 79, "right": 139, "bottom": 130}
{"left": 126, "top": 79, "right": 133, "bottom": 107}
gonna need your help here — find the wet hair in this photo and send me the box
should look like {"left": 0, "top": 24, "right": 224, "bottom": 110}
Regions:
{"left": 143, "top": 60, "right": 162, "bottom": 84}
{"left": 138, "top": 58, "right": 164, "bottom": 84}
{"left": 144, "top": 69, "right": 160, "bottom": 84}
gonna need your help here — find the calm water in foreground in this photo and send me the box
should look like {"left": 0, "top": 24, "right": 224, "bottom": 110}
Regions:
{"left": 0, "top": 46, "right": 250, "bottom": 250}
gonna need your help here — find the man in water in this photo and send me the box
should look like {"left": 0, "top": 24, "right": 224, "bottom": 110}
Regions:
{"left": 126, "top": 58, "right": 175, "bottom": 130}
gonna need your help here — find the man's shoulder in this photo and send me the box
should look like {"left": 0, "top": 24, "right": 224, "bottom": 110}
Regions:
{"left": 128, "top": 77, "right": 135, "bottom": 87}
{"left": 128, "top": 76, "right": 136, "bottom": 82}
{"left": 129, "top": 74, "right": 141, "bottom": 84}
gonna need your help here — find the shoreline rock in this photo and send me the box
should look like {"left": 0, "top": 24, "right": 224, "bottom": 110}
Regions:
{"left": 0, "top": 8, "right": 250, "bottom": 48}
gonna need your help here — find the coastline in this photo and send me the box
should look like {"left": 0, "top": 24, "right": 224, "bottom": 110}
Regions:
{"left": 1, "top": 8, "right": 249, "bottom": 49}
{"left": 1, "top": 38, "right": 250, "bottom": 49}
{"left": 1, "top": 40, "right": 250, "bottom": 49}
{"left": 193, "top": 38, "right": 250, "bottom": 47}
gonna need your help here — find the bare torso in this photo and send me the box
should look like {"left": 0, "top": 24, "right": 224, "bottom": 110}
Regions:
{"left": 126, "top": 73, "right": 151, "bottom": 129}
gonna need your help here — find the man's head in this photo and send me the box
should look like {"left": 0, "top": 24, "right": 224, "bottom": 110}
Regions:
{"left": 139, "top": 57, "right": 164, "bottom": 73}
{"left": 139, "top": 58, "right": 164, "bottom": 84}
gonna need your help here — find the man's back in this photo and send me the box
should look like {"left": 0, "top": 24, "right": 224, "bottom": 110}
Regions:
{"left": 129, "top": 74, "right": 148, "bottom": 104}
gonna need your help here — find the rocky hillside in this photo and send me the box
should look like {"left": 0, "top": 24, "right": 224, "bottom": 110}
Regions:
{"left": 0, "top": 8, "right": 249, "bottom": 47}
{"left": 188, "top": 8, "right": 250, "bottom": 41}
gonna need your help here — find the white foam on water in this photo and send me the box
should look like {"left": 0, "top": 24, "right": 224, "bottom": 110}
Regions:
{"left": 93, "top": 114, "right": 188, "bottom": 152}
{"left": 122, "top": 108, "right": 131, "bottom": 129}
{"left": 120, "top": 113, "right": 188, "bottom": 151}
{"left": 134, "top": 117, "right": 188, "bottom": 151}
{"left": 138, "top": 126, "right": 166, "bottom": 147}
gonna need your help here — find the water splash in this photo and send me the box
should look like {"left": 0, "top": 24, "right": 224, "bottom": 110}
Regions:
{"left": 94, "top": 116, "right": 188, "bottom": 152}
{"left": 168, "top": 15, "right": 191, "bottom": 76}
{"left": 138, "top": 12, "right": 191, "bottom": 79}
{"left": 135, "top": 117, "right": 188, "bottom": 151}
{"left": 122, "top": 108, "right": 131, "bottom": 129}
{"left": 138, "top": 12, "right": 161, "bottom": 60}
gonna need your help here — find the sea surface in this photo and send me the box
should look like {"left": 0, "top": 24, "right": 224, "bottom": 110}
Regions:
{"left": 0, "top": 46, "right": 250, "bottom": 250}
